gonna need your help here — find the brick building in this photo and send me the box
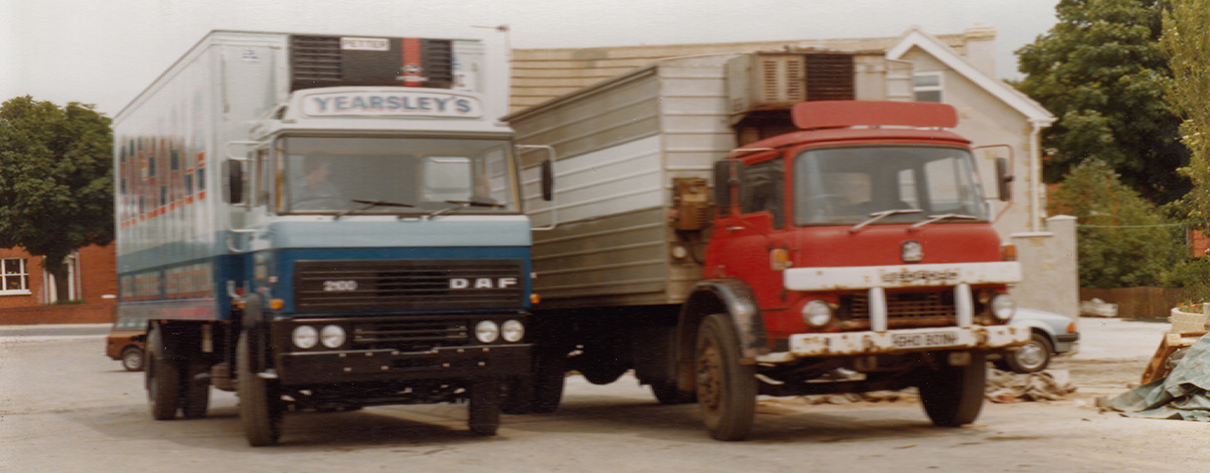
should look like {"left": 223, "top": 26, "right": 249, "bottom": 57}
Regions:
{"left": 0, "top": 243, "right": 118, "bottom": 325}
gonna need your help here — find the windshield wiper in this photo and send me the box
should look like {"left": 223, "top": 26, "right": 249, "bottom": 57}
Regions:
{"left": 335, "top": 199, "right": 415, "bottom": 219}
{"left": 849, "top": 209, "right": 923, "bottom": 233}
{"left": 424, "top": 199, "right": 503, "bottom": 220}
{"left": 909, "top": 213, "right": 979, "bottom": 230}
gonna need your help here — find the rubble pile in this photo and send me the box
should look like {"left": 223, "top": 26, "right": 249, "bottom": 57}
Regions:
{"left": 985, "top": 368, "right": 1077, "bottom": 403}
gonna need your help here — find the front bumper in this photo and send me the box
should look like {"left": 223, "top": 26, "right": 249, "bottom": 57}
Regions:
{"left": 275, "top": 343, "right": 531, "bottom": 385}
{"left": 757, "top": 325, "right": 1028, "bottom": 362}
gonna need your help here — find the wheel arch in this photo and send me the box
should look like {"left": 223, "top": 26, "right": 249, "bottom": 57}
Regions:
{"left": 674, "top": 279, "right": 770, "bottom": 391}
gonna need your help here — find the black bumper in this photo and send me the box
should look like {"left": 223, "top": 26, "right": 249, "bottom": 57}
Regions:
{"left": 275, "top": 344, "right": 531, "bottom": 386}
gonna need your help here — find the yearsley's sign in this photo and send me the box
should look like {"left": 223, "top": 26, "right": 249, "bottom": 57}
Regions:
{"left": 301, "top": 91, "right": 484, "bottom": 118}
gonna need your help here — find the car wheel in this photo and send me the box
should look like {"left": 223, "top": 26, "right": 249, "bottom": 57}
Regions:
{"left": 121, "top": 347, "right": 145, "bottom": 372}
{"left": 1006, "top": 332, "right": 1053, "bottom": 374}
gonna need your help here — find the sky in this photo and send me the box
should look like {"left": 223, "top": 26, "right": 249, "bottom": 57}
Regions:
{"left": 1, "top": 0, "right": 1061, "bottom": 118}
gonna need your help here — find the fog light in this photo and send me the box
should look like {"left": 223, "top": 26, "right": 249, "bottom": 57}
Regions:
{"left": 292, "top": 325, "right": 318, "bottom": 349}
{"left": 990, "top": 294, "right": 1016, "bottom": 321}
{"left": 802, "top": 300, "right": 834, "bottom": 328}
{"left": 501, "top": 319, "right": 525, "bottom": 342}
{"left": 320, "top": 325, "right": 346, "bottom": 348}
{"left": 475, "top": 320, "right": 500, "bottom": 343}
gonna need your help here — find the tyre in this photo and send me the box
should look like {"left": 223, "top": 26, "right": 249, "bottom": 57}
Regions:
{"left": 501, "top": 348, "right": 566, "bottom": 415}
{"left": 468, "top": 378, "right": 501, "bottom": 436}
{"left": 650, "top": 380, "right": 696, "bottom": 405}
{"left": 1004, "top": 333, "right": 1053, "bottom": 374}
{"left": 237, "top": 332, "right": 283, "bottom": 446}
{"left": 146, "top": 323, "right": 182, "bottom": 421}
{"left": 695, "top": 313, "right": 757, "bottom": 441}
{"left": 918, "top": 351, "right": 987, "bottom": 427}
{"left": 121, "top": 347, "right": 145, "bottom": 372}
{"left": 181, "top": 361, "right": 211, "bottom": 419}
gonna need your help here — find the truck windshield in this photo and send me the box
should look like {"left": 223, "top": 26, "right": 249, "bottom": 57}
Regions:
{"left": 794, "top": 146, "right": 988, "bottom": 226}
{"left": 279, "top": 136, "right": 518, "bottom": 215}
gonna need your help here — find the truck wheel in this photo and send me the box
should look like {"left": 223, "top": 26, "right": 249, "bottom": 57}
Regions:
{"left": 238, "top": 332, "right": 283, "bottom": 446}
{"left": 181, "top": 361, "right": 211, "bottom": 419}
{"left": 502, "top": 348, "right": 565, "bottom": 414}
{"left": 918, "top": 351, "right": 986, "bottom": 427}
{"left": 121, "top": 347, "right": 145, "bottom": 372}
{"left": 696, "top": 313, "right": 757, "bottom": 441}
{"left": 146, "top": 323, "right": 182, "bottom": 420}
{"left": 650, "top": 380, "right": 696, "bottom": 405}
{"left": 1004, "top": 333, "right": 1052, "bottom": 374}
{"left": 469, "top": 378, "right": 501, "bottom": 436}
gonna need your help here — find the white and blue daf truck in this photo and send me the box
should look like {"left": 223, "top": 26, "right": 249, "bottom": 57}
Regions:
{"left": 112, "top": 30, "right": 550, "bottom": 446}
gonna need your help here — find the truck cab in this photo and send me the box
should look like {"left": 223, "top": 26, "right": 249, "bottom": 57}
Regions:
{"left": 690, "top": 100, "right": 1025, "bottom": 439}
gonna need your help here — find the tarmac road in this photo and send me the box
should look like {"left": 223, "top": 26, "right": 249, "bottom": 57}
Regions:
{"left": 0, "top": 317, "right": 1202, "bottom": 473}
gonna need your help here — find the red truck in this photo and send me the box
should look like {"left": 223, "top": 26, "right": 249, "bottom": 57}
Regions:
{"left": 504, "top": 52, "right": 1027, "bottom": 440}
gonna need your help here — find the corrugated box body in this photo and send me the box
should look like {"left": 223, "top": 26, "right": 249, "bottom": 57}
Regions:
{"left": 510, "top": 55, "right": 739, "bottom": 309}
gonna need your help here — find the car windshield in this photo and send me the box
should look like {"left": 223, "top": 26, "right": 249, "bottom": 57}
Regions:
{"left": 794, "top": 146, "right": 988, "bottom": 226}
{"left": 279, "top": 136, "right": 518, "bottom": 215}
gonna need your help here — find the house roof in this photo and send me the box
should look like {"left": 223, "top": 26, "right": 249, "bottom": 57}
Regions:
{"left": 508, "top": 26, "right": 1056, "bottom": 125}
{"left": 509, "top": 33, "right": 968, "bottom": 113}
{"left": 885, "top": 27, "right": 1055, "bottom": 125}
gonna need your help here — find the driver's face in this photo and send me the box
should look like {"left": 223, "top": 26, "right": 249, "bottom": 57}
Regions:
{"left": 306, "top": 162, "right": 330, "bottom": 185}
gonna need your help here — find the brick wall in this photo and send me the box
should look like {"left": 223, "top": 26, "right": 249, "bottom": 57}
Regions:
{"left": 0, "top": 243, "right": 118, "bottom": 324}
{"left": 0, "top": 301, "right": 117, "bottom": 325}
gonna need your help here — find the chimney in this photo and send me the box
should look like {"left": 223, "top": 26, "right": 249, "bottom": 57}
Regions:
{"left": 962, "top": 24, "right": 997, "bottom": 78}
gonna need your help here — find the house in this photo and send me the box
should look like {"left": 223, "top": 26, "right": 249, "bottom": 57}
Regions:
{"left": 0, "top": 243, "right": 118, "bottom": 324}
{"left": 508, "top": 25, "right": 1075, "bottom": 317}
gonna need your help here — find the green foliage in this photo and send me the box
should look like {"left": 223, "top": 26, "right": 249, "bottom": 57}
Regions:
{"left": 1162, "top": 0, "right": 1210, "bottom": 230}
{"left": 1049, "top": 159, "right": 1185, "bottom": 287}
{"left": 1016, "top": 0, "right": 1189, "bottom": 203}
{"left": 0, "top": 96, "right": 113, "bottom": 301}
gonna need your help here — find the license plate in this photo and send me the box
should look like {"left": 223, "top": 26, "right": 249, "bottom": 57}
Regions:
{"left": 892, "top": 331, "right": 959, "bottom": 349}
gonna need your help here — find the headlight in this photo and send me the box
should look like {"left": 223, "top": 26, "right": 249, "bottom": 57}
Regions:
{"left": 501, "top": 319, "right": 525, "bottom": 342}
{"left": 475, "top": 320, "right": 500, "bottom": 343}
{"left": 990, "top": 294, "right": 1016, "bottom": 321}
{"left": 320, "top": 325, "right": 346, "bottom": 349}
{"left": 802, "top": 300, "right": 834, "bottom": 328}
{"left": 292, "top": 325, "right": 318, "bottom": 349}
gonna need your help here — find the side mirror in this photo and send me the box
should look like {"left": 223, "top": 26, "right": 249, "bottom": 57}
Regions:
{"left": 713, "top": 159, "right": 735, "bottom": 216}
{"left": 541, "top": 159, "right": 554, "bottom": 202}
{"left": 222, "top": 159, "right": 246, "bottom": 205}
{"left": 996, "top": 157, "right": 1013, "bottom": 202}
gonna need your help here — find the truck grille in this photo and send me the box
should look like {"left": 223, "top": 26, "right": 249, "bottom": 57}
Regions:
{"left": 843, "top": 290, "right": 955, "bottom": 321}
{"left": 294, "top": 259, "right": 524, "bottom": 313}
{"left": 352, "top": 318, "right": 470, "bottom": 352}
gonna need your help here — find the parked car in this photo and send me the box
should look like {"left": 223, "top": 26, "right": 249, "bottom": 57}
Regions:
{"left": 993, "top": 308, "right": 1080, "bottom": 373}
{"left": 105, "top": 317, "right": 146, "bottom": 371}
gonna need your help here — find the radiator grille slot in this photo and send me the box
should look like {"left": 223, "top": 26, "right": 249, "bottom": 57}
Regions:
{"left": 844, "top": 290, "right": 955, "bottom": 320}
{"left": 295, "top": 259, "right": 524, "bottom": 313}
{"left": 353, "top": 318, "right": 469, "bottom": 351}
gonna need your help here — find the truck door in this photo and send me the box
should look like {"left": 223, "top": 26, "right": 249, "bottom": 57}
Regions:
{"left": 714, "top": 156, "right": 793, "bottom": 318}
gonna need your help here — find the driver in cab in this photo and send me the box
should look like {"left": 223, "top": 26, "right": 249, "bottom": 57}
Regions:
{"left": 292, "top": 155, "right": 344, "bottom": 211}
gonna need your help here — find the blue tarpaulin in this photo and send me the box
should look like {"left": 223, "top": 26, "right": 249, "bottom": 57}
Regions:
{"left": 1103, "top": 333, "right": 1210, "bottom": 421}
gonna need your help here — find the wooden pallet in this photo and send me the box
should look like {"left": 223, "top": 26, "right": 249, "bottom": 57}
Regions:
{"left": 1141, "top": 331, "right": 1208, "bottom": 384}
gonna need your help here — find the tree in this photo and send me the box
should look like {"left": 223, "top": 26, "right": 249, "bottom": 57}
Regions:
{"left": 1049, "top": 159, "right": 1185, "bottom": 288}
{"left": 1162, "top": 0, "right": 1210, "bottom": 227}
{"left": 0, "top": 96, "right": 113, "bottom": 302}
{"left": 1015, "top": 0, "right": 1189, "bottom": 204}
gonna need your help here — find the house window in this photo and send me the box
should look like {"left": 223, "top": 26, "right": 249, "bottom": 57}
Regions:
{"left": 913, "top": 73, "right": 944, "bottom": 103}
{"left": 1, "top": 258, "right": 31, "bottom": 295}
